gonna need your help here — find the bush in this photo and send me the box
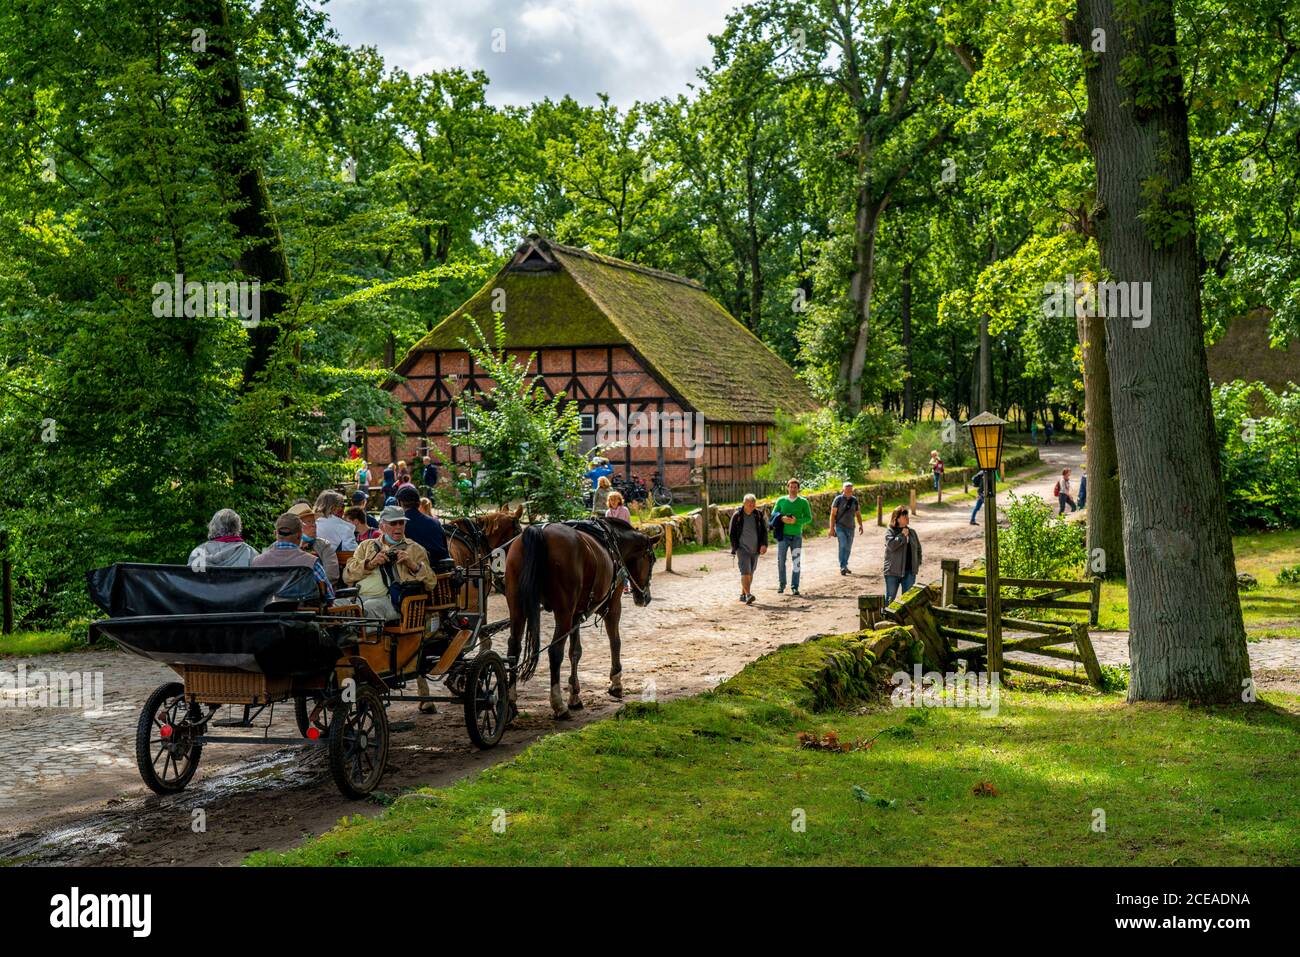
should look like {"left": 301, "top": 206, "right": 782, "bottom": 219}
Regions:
{"left": 1277, "top": 564, "right": 1300, "bottom": 585}
{"left": 758, "top": 408, "right": 898, "bottom": 486}
{"left": 998, "top": 491, "right": 1087, "bottom": 580}
{"left": 884, "top": 420, "right": 973, "bottom": 474}
{"left": 1212, "top": 380, "right": 1300, "bottom": 529}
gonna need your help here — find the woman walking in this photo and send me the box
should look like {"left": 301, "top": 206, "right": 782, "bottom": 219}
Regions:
{"left": 1054, "top": 468, "right": 1077, "bottom": 515}
{"left": 883, "top": 505, "right": 923, "bottom": 603}
{"left": 728, "top": 494, "right": 768, "bottom": 604}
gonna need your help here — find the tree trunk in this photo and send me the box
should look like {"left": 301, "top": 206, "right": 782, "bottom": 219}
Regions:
{"left": 977, "top": 315, "right": 991, "bottom": 413}
{"left": 901, "top": 261, "right": 915, "bottom": 421}
{"left": 193, "top": 0, "right": 292, "bottom": 394}
{"left": 839, "top": 182, "right": 884, "bottom": 414}
{"left": 1077, "top": 311, "right": 1125, "bottom": 578}
{"left": 1074, "top": 0, "right": 1249, "bottom": 702}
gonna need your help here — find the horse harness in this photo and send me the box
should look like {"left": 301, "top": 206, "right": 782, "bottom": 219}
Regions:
{"left": 557, "top": 519, "right": 651, "bottom": 625}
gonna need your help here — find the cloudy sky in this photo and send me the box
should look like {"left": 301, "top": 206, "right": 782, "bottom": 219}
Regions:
{"left": 316, "top": 0, "right": 748, "bottom": 107}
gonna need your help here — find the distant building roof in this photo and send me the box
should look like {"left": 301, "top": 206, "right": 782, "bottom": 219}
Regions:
{"left": 1206, "top": 310, "right": 1300, "bottom": 393}
{"left": 397, "top": 235, "right": 815, "bottom": 423}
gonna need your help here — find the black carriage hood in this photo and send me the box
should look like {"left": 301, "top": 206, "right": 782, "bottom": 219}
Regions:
{"left": 86, "top": 563, "right": 320, "bottom": 617}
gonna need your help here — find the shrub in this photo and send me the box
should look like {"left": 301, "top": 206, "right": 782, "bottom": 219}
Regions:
{"left": 1212, "top": 380, "right": 1300, "bottom": 529}
{"left": 1277, "top": 564, "right": 1300, "bottom": 585}
{"left": 885, "top": 420, "right": 973, "bottom": 473}
{"left": 998, "top": 491, "right": 1087, "bottom": 580}
{"left": 758, "top": 408, "right": 897, "bottom": 486}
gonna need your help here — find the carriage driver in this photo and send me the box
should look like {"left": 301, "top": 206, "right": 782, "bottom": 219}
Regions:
{"left": 343, "top": 505, "right": 438, "bottom": 620}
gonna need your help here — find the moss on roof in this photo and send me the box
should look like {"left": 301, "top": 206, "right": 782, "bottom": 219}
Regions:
{"left": 398, "top": 237, "right": 815, "bottom": 423}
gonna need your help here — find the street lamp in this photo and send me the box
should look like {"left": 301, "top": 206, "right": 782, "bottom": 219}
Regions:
{"left": 966, "top": 412, "right": 1007, "bottom": 675}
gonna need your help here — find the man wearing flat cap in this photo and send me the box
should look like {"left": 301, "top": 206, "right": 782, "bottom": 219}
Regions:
{"left": 251, "top": 512, "right": 335, "bottom": 599}
{"left": 343, "top": 504, "right": 438, "bottom": 621}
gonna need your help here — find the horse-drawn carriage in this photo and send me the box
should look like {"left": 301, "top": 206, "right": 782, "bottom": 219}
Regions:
{"left": 88, "top": 554, "right": 510, "bottom": 799}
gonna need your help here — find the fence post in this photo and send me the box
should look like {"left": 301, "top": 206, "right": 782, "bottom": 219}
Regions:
{"left": 940, "top": 558, "right": 959, "bottom": 608}
{"left": 1089, "top": 576, "right": 1101, "bottom": 627}
{"left": 909, "top": 486, "right": 918, "bottom": 516}
{"left": 700, "top": 465, "right": 710, "bottom": 546}
{"left": 877, "top": 494, "right": 884, "bottom": 526}
{"left": 664, "top": 522, "right": 673, "bottom": 573}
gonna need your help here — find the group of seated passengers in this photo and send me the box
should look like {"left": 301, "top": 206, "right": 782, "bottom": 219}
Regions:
{"left": 188, "top": 485, "right": 450, "bottom": 622}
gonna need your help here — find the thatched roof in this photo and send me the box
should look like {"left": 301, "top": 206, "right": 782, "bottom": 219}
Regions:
{"left": 396, "top": 235, "right": 815, "bottom": 423}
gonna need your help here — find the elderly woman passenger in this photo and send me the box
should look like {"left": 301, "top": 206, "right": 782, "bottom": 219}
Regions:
{"left": 188, "top": 509, "right": 258, "bottom": 569}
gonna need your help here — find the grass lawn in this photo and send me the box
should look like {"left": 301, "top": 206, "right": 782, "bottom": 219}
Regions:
{"left": 0, "top": 626, "right": 94, "bottom": 657}
{"left": 1094, "top": 529, "right": 1300, "bottom": 639}
{"left": 252, "top": 633, "right": 1300, "bottom": 867}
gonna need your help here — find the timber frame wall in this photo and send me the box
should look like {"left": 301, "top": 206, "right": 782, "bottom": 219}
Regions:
{"left": 364, "top": 345, "right": 771, "bottom": 486}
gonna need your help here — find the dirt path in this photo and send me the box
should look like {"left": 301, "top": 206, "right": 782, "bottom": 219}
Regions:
{"left": 1, "top": 443, "right": 1287, "bottom": 865}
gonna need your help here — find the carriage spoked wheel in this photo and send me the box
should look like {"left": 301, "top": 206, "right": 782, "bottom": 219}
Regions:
{"left": 327, "top": 684, "right": 389, "bottom": 799}
{"left": 135, "top": 681, "right": 205, "bottom": 795}
{"left": 294, "top": 694, "right": 332, "bottom": 739}
{"left": 464, "top": 651, "right": 509, "bottom": 749}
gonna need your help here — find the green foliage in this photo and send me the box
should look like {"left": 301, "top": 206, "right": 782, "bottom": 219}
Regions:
{"left": 1277, "top": 564, "right": 1300, "bottom": 585}
{"left": 998, "top": 491, "right": 1087, "bottom": 580}
{"left": 1099, "top": 664, "right": 1130, "bottom": 694}
{"left": 885, "top": 420, "right": 973, "bottom": 473}
{"left": 758, "top": 407, "right": 897, "bottom": 486}
{"left": 447, "top": 315, "right": 588, "bottom": 519}
{"left": 1212, "top": 381, "right": 1300, "bottom": 530}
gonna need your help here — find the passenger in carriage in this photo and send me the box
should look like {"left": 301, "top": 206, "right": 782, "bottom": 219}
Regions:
{"left": 395, "top": 485, "right": 450, "bottom": 563}
{"left": 287, "top": 502, "right": 340, "bottom": 583}
{"left": 188, "top": 509, "right": 259, "bottom": 569}
{"left": 345, "top": 506, "right": 381, "bottom": 542}
{"left": 250, "top": 512, "right": 335, "bottom": 599}
{"left": 314, "top": 490, "right": 358, "bottom": 551}
{"left": 343, "top": 505, "right": 438, "bottom": 621}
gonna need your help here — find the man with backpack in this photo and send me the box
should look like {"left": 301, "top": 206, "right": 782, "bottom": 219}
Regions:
{"left": 1054, "top": 468, "right": 1078, "bottom": 515}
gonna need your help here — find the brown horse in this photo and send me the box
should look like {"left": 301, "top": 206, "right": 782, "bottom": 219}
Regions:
{"left": 504, "top": 518, "right": 661, "bottom": 719}
{"left": 415, "top": 506, "right": 522, "bottom": 712}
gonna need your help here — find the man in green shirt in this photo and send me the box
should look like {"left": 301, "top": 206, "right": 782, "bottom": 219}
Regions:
{"left": 772, "top": 477, "right": 813, "bottom": 595}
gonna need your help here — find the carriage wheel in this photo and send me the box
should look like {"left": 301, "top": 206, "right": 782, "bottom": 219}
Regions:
{"left": 653, "top": 486, "right": 673, "bottom": 506}
{"left": 464, "top": 652, "right": 509, "bottom": 749}
{"left": 135, "top": 681, "right": 204, "bottom": 795}
{"left": 294, "top": 694, "right": 332, "bottom": 738}
{"left": 327, "top": 684, "right": 389, "bottom": 799}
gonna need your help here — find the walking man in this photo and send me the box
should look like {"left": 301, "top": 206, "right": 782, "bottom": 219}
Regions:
{"left": 772, "top": 477, "right": 812, "bottom": 595}
{"left": 828, "top": 481, "right": 863, "bottom": 575}
{"left": 970, "top": 468, "right": 987, "bottom": 525}
{"left": 728, "top": 494, "right": 768, "bottom": 604}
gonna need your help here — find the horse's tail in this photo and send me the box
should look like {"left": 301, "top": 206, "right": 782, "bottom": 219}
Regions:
{"left": 515, "top": 524, "right": 547, "bottom": 682}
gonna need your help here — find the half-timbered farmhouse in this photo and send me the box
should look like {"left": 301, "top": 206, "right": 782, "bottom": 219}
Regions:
{"left": 365, "top": 235, "right": 814, "bottom": 487}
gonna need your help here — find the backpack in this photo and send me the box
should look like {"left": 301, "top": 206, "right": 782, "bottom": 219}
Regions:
{"left": 1053, "top": 481, "right": 1060, "bottom": 497}
{"left": 973, "top": 471, "right": 985, "bottom": 493}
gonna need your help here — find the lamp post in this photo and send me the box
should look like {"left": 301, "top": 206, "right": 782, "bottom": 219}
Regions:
{"left": 967, "top": 412, "right": 1007, "bottom": 675}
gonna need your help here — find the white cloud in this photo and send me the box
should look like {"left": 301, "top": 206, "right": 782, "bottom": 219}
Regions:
{"left": 314, "top": 0, "right": 746, "bottom": 106}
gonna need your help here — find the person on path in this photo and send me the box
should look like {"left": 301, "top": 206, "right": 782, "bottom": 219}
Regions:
{"left": 772, "top": 477, "right": 812, "bottom": 595}
{"left": 729, "top": 493, "right": 768, "bottom": 604}
{"left": 883, "top": 505, "right": 923, "bottom": 603}
{"left": 828, "top": 481, "right": 863, "bottom": 575}
{"left": 1054, "top": 468, "right": 1077, "bottom": 515}
{"left": 356, "top": 461, "right": 370, "bottom": 495}
{"left": 604, "top": 490, "right": 631, "bottom": 522}
{"left": 1044, "top": 421, "right": 1054, "bottom": 445}
{"left": 970, "top": 468, "right": 988, "bottom": 525}
{"left": 930, "top": 451, "right": 944, "bottom": 492}
{"left": 1078, "top": 468, "right": 1087, "bottom": 510}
